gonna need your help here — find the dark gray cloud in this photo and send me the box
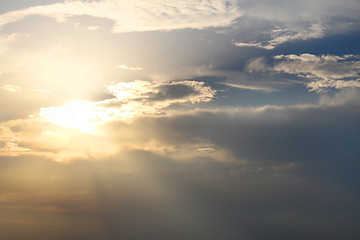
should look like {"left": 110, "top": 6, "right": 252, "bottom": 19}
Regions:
{"left": 147, "top": 83, "right": 199, "bottom": 101}
{"left": 125, "top": 104, "right": 357, "bottom": 162}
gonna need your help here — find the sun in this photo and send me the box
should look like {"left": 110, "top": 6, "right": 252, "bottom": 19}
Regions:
{"left": 39, "top": 101, "right": 106, "bottom": 133}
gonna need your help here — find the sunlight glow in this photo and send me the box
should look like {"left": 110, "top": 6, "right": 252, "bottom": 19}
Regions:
{"left": 39, "top": 101, "right": 107, "bottom": 133}
{"left": 38, "top": 80, "right": 215, "bottom": 133}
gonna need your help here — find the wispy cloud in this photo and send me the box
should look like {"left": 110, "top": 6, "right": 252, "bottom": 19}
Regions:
{"left": 273, "top": 54, "right": 360, "bottom": 92}
{"left": 0, "top": 0, "right": 242, "bottom": 33}
{"left": 219, "top": 82, "right": 278, "bottom": 92}
{"left": 101, "top": 80, "right": 216, "bottom": 118}
{"left": 244, "top": 54, "right": 360, "bottom": 92}
{"left": 233, "top": 24, "right": 326, "bottom": 50}
{"left": 118, "top": 65, "right": 143, "bottom": 71}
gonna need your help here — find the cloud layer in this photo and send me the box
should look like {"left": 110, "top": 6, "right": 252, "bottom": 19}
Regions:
{"left": 0, "top": 1, "right": 359, "bottom": 239}
{"left": 0, "top": 0, "right": 242, "bottom": 33}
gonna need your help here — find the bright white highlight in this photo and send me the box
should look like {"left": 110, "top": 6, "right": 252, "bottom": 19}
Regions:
{"left": 39, "top": 101, "right": 108, "bottom": 133}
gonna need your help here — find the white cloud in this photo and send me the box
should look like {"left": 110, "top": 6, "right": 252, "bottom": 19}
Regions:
{"left": 267, "top": 24, "right": 325, "bottom": 48}
{"left": 245, "top": 57, "right": 269, "bottom": 72}
{"left": 104, "top": 79, "right": 216, "bottom": 108}
{"left": 0, "top": 0, "right": 243, "bottom": 33}
{"left": 233, "top": 41, "right": 263, "bottom": 48}
{"left": 307, "top": 79, "right": 360, "bottom": 92}
{"left": 219, "top": 82, "right": 278, "bottom": 92}
{"left": 118, "top": 65, "right": 143, "bottom": 71}
{"left": 233, "top": 23, "right": 326, "bottom": 50}
{"left": 86, "top": 25, "right": 100, "bottom": 31}
{"left": 273, "top": 54, "right": 360, "bottom": 92}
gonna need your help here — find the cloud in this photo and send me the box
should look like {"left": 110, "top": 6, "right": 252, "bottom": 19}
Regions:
{"left": 307, "top": 80, "right": 360, "bottom": 91}
{"left": 244, "top": 54, "right": 360, "bottom": 92}
{"left": 118, "top": 65, "right": 143, "bottom": 71}
{"left": 232, "top": 41, "right": 263, "bottom": 48}
{"left": 0, "top": 0, "right": 243, "bottom": 33}
{"left": 105, "top": 80, "right": 215, "bottom": 104}
{"left": 219, "top": 82, "right": 278, "bottom": 92}
{"left": 245, "top": 56, "right": 269, "bottom": 72}
{"left": 233, "top": 23, "right": 326, "bottom": 49}
{"left": 230, "top": 0, "right": 360, "bottom": 49}
{"left": 319, "top": 88, "right": 360, "bottom": 106}
{"left": 96, "top": 80, "right": 216, "bottom": 121}
{"left": 86, "top": 25, "right": 100, "bottom": 31}
{"left": 130, "top": 102, "right": 359, "bottom": 163}
{"left": 147, "top": 83, "right": 199, "bottom": 101}
{"left": 273, "top": 54, "right": 360, "bottom": 92}
{"left": 0, "top": 78, "right": 216, "bottom": 161}
{"left": 36, "top": 80, "right": 216, "bottom": 135}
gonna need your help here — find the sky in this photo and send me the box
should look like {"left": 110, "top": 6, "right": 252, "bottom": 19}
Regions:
{"left": 0, "top": 0, "right": 360, "bottom": 239}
